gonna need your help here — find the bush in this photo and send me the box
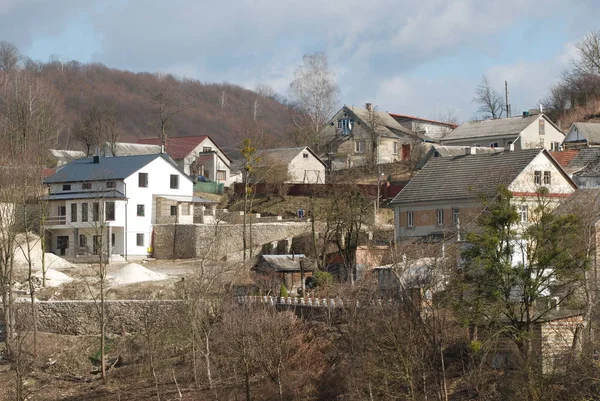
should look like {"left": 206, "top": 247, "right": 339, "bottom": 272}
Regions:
{"left": 280, "top": 283, "right": 289, "bottom": 297}
{"left": 313, "top": 270, "right": 333, "bottom": 288}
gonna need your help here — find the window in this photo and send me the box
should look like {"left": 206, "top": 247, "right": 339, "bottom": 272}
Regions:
{"left": 355, "top": 140, "right": 365, "bottom": 153}
{"left": 182, "top": 203, "right": 191, "bottom": 215}
{"left": 436, "top": 209, "right": 444, "bottom": 226}
{"left": 138, "top": 172, "right": 148, "bottom": 188}
{"left": 519, "top": 205, "right": 528, "bottom": 223}
{"left": 534, "top": 170, "right": 542, "bottom": 185}
{"left": 58, "top": 205, "right": 66, "bottom": 217}
{"left": 539, "top": 119, "right": 545, "bottom": 136}
{"left": 81, "top": 203, "right": 88, "bottom": 221}
{"left": 303, "top": 152, "right": 309, "bottom": 158}
{"left": 453, "top": 208, "right": 460, "bottom": 226}
{"left": 93, "top": 235, "right": 100, "bottom": 255}
{"left": 170, "top": 205, "right": 178, "bottom": 216}
{"left": 393, "top": 142, "right": 398, "bottom": 155}
{"left": 106, "top": 181, "right": 116, "bottom": 188}
{"left": 136, "top": 233, "right": 144, "bottom": 247}
{"left": 550, "top": 142, "right": 561, "bottom": 151}
{"left": 82, "top": 182, "right": 92, "bottom": 190}
{"left": 338, "top": 118, "right": 353, "bottom": 135}
{"left": 105, "top": 202, "right": 115, "bottom": 221}
{"left": 70, "top": 203, "right": 77, "bottom": 222}
{"left": 490, "top": 142, "right": 499, "bottom": 148}
{"left": 407, "top": 211, "right": 414, "bottom": 228}
{"left": 170, "top": 174, "right": 179, "bottom": 189}
{"left": 216, "top": 170, "right": 226, "bottom": 181}
{"left": 111, "top": 233, "right": 116, "bottom": 247}
{"left": 137, "top": 204, "right": 145, "bottom": 217}
{"left": 62, "top": 184, "right": 71, "bottom": 191}
{"left": 79, "top": 235, "right": 87, "bottom": 248}
{"left": 92, "top": 202, "right": 99, "bottom": 222}
{"left": 543, "top": 171, "right": 551, "bottom": 185}
{"left": 202, "top": 146, "right": 212, "bottom": 153}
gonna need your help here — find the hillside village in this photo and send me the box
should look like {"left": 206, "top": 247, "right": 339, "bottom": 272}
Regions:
{"left": 2, "top": 33, "right": 600, "bottom": 400}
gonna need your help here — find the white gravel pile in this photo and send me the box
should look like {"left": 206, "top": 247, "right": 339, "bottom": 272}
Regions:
{"left": 13, "top": 233, "right": 75, "bottom": 269}
{"left": 33, "top": 268, "right": 73, "bottom": 287}
{"left": 108, "top": 263, "right": 168, "bottom": 285}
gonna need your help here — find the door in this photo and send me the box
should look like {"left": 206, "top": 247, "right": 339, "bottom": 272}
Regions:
{"left": 401, "top": 144, "right": 411, "bottom": 161}
{"left": 57, "top": 236, "right": 69, "bottom": 256}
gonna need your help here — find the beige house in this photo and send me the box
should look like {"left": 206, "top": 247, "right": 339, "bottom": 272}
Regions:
{"left": 256, "top": 146, "right": 326, "bottom": 184}
{"left": 322, "top": 104, "right": 435, "bottom": 170}
{"left": 562, "top": 122, "right": 600, "bottom": 148}
{"left": 391, "top": 148, "right": 577, "bottom": 241}
{"left": 442, "top": 112, "right": 564, "bottom": 151}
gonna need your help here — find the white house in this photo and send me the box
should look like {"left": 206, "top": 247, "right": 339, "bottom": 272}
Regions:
{"left": 441, "top": 112, "right": 564, "bottom": 151}
{"left": 391, "top": 148, "right": 576, "bottom": 240}
{"left": 256, "top": 146, "right": 327, "bottom": 184}
{"left": 43, "top": 153, "right": 214, "bottom": 260}
{"left": 136, "top": 135, "right": 234, "bottom": 186}
{"left": 562, "top": 122, "right": 600, "bottom": 149}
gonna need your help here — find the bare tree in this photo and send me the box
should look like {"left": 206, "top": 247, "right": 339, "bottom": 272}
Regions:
{"left": 73, "top": 98, "right": 120, "bottom": 156}
{"left": 473, "top": 75, "right": 505, "bottom": 119}
{"left": 288, "top": 52, "right": 340, "bottom": 152}
{"left": 152, "top": 73, "right": 184, "bottom": 148}
{"left": 574, "top": 31, "right": 600, "bottom": 76}
{"left": 0, "top": 41, "right": 20, "bottom": 72}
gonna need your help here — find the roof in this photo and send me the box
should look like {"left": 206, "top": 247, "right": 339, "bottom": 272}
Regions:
{"left": 416, "top": 145, "right": 503, "bottom": 170}
{"left": 43, "top": 154, "right": 186, "bottom": 184}
{"left": 345, "top": 106, "right": 436, "bottom": 141}
{"left": 567, "top": 123, "right": 600, "bottom": 143}
{"left": 391, "top": 149, "right": 545, "bottom": 204}
{"left": 50, "top": 149, "right": 86, "bottom": 163}
{"left": 254, "top": 254, "right": 316, "bottom": 272}
{"left": 388, "top": 113, "right": 458, "bottom": 129}
{"left": 104, "top": 142, "right": 161, "bottom": 157}
{"left": 442, "top": 114, "right": 545, "bottom": 141}
{"left": 256, "top": 146, "right": 326, "bottom": 167}
{"left": 157, "top": 195, "right": 217, "bottom": 204}
{"left": 137, "top": 135, "right": 231, "bottom": 162}
{"left": 567, "top": 147, "right": 600, "bottom": 170}
{"left": 44, "top": 190, "right": 126, "bottom": 201}
{"left": 550, "top": 150, "right": 580, "bottom": 168}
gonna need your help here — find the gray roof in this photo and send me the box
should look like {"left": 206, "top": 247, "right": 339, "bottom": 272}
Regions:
{"left": 568, "top": 147, "right": 600, "bottom": 170}
{"left": 44, "top": 190, "right": 126, "bottom": 201}
{"left": 255, "top": 254, "right": 315, "bottom": 272}
{"left": 103, "top": 142, "right": 161, "bottom": 157}
{"left": 567, "top": 123, "right": 600, "bottom": 144}
{"left": 443, "top": 114, "right": 541, "bottom": 141}
{"left": 43, "top": 154, "right": 176, "bottom": 184}
{"left": 256, "top": 146, "right": 326, "bottom": 167}
{"left": 391, "top": 149, "right": 545, "bottom": 204}
{"left": 416, "top": 145, "right": 504, "bottom": 169}
{"left": 348, "top": 106, "right": 435, "bottom": 141}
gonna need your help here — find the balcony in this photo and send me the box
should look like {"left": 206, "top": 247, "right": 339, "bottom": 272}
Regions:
{"left": 46, "top": 216, "right": 67, "bottom": 226}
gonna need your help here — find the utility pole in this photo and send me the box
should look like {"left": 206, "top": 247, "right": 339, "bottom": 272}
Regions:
{"left": 505, "top": 80, "right": 510, "bottom": 118}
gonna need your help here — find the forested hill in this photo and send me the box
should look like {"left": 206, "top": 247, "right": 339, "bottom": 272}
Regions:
{"left": 32, "top": 61, "right": 296, "bottom": 153}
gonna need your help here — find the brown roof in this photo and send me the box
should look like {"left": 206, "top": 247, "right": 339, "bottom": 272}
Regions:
{"left": 137, "top": 135, "right": 209, "bottom": 159}
{"left": 551, "top": 150, "right": 580, "bottom": 168}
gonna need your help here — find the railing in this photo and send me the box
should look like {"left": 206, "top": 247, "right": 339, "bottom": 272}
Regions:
{"left": 237, "top": 295, "right": 398, "bottom": 309}
{"left": 45, "top": 216, "right": 67, "bottom": 225}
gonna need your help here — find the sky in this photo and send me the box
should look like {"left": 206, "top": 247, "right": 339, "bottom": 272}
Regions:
{"left": 1, "top": 0, "right": 598, "bottom": 122}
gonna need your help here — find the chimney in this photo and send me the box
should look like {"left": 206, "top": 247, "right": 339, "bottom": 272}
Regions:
{"left": 93, "top": 155, "right": 100, "bottom": 164}
{"left": 465, "top": 146, "right": 474, "bottom": 155}
{"left": 365, "top": 103, "right": 373, "bottom": 112}
{"left": 504, "top": 142, "right": 515, "bottom": 152}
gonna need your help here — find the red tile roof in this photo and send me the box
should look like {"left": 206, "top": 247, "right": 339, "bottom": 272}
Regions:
{"left": 551, "top": 150, "right": 579, "bottom": 167}
{"left": 137, "top": 135, "right": 209, "bottom": 159}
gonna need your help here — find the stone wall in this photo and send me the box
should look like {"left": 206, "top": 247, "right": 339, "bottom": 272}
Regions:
{"left": 153, "top": 221, "right": 315, "bottom": 260}
{"left": 13, "top": 300, "right": 186, "bottom": 335}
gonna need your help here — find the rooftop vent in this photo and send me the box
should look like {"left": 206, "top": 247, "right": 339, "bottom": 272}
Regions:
{"left": 93, "top": 155, "right": 100, "bottom": 164}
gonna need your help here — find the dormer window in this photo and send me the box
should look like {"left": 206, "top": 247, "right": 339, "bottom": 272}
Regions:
{"left": 62, "top": 184, "right": 71, "bottom": 191}
{"left": 338, "top": 118, "right": 354, "bottom": 135}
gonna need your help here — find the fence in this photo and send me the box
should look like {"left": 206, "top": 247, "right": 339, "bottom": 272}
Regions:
{"left": 194, "top": 181, "right": 225, "bottom": 194}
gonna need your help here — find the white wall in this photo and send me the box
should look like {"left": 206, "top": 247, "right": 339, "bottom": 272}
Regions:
{"left": 508, "top": 152, "right": 575, "bottom": 195}
{"left": 519, "top": 116, "right": 564, "bottom": 150}
{"left": 287, "top": 149, "right": 326, "bottom": 183}
{"left": 124, "top": 156, "right": 194, "bottom": 256}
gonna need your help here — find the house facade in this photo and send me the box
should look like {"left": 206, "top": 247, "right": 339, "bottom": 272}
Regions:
{"left": 136, "top": 136, "right": 233, "bottom": 186}
{"left": 562, "top": 122, "right": 600, "bottom": 149}
{"left": 321, "top": 104, "right": 435, "bottom": 170}
{"left": 391, "top": 149, "right": 577, "bottom": 241}
{"left": 441, "top": 113, "right": 564, "bottom": 151}
{"left": 43, "top": 154, "right": 207, "bottom": 260}
{"left": 388, "top": 114, "right": 457, "bottom": 141}
{"left": 256, "top": 146, "right": 326, "bottom": 184}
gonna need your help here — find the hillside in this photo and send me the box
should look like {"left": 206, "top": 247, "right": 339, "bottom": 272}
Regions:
{"left": 28, "top": 61, "right": 296, "bottom": 154}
